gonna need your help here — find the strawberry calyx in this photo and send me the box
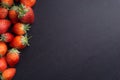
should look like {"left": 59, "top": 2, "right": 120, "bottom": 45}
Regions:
{"left": 0, "top": 75, "right": 5, "bottom": 80}
{"left": 17, "top": 4, "right": 29, "bottom": 18}
{"left": 0, "top": 3, "right": 10, "bottom": 9}
{"left": 0, "top": 34, "right": 7, "bottom": 42}
{"left": 10, "top": 5, "right": 18, "bottom": 11}
{"left": 0, "top": 55, "right": 2, "bottom": 58}
{"left": 23, "top": 24, "right": 31, "bottom": 33}
{"left": 0, "top": 74, "right": 3, "bottom": 80}
{"left": 0, "top": 72, "right": 4, "bottom": 80}
{"left": 21, "top": 34, "right": 31, "bottom": 46}
{"left": 9, "top": 48, "right": 20, "bottom": 54}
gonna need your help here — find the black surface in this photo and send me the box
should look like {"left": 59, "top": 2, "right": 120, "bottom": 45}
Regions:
{"left": 14, "top": 0, "right": 120, "bottom": 80}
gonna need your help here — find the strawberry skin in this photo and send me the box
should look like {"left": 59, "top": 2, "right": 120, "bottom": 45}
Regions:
{"left": 9, "top": 6, "right": 19, "bottom": 24}
{"left": 20, "top": 0, "right": 36, "bottom": 7}
{"left": 12, "top": 23, "right": 30, "bottom": 35}
{"left": 0, "top": 7, "right": 8, "bottom": 19}
{"left": 10, "top": 35, "right": 29, "bottom": 49}
{"left": 1, "top": 68, "right": 16, "bottom": 80}
{"left": 0, "top": 42, "right": 7, "bottom": 57}
{"left": 1, "top": 32, "right": 14, "bottom": 42}
{"left": 18, "top": 5, "right": 34, "bottom": 24}
{"left": 0, "top": 19, "right": 11, "bottom": 34}
{"left": 0, "top": 57, "right": 7, "bottom": 72}
{"left": 6, "top": 48, "right": 20, "bottom": 67}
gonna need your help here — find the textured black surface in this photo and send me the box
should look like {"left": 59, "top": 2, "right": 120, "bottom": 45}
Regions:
{"left": 14, "top": 0, "right": 120, "bottom": 80}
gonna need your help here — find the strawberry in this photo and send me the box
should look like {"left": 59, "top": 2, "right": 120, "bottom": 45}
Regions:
{"left": 0, "top": 19, "right": 11, "bottom": 34}
{"left": 1, "top": 0, "right": 14, "bottom": 7}
{"left": 12, "top": 23, "right": 30, "bottom": 35}
{"left": 10, "top": 35, "right": 29, "bottom": 49}
{"left": 1, "top": 33, "right": 14, "bottom": 42}
{"left": 1, "top": 68, "right": 16, "bottom": 80}
{"left": 0, "top": 7, "right": 8, "bottom": 19}
{"left": 0, "top": 42, "right": 7, "bottom": 57}
{"left": 6, "top": 48, "right": 20, "bottom": 67}
{"left": 0, "top": 57, "right": 7, "bottom": 72}
{"left": 9, "top": 6, "right": 19, "bottom": 24}
{"left": 17, "top": 4, "right": 34, "bottom": 24}
{"left": 20, "top": 0, "right": 36, "bottom": 7}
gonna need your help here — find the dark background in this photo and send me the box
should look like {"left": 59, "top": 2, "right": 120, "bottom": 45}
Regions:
{"left": 14, "top": 0, "right": 120, "bottom": 80}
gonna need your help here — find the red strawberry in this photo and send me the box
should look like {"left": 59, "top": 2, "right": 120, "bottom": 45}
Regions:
{"left": 10, "top": 35, "right": 29, "bottom": 49}
{"left": 0, "top": 42, "right": 7, "bottom": 57}
{"left": 0, "top": 57, "right": 7, "bottom": 72}
{"left": 9, "top": 6, "right": 19, "bottom": 24}
{"left": 0, "top": 7, "right": 8, "bottom": 19}
{"left": 0, "top": 19, "right": 11, "bottom": 34}
{"left": 20, "top": 0, "right": 36, "bottom": 7}
{"left": 12, "top": 23, "right": 30, "bottom": 35}
{"left": 1, "top": 0, "right": 14, "bottom": 7}
{"left": 1, "top": 68, "right": 16, "bottom": 80}
{"left": 17, "top": 4, "right": 34, "bottom": 24}
{"left": 6, "top": 48, "right": 20, "bottom": 67}
{"left": 1, "top": 33, "right": 14, "bottom": 42}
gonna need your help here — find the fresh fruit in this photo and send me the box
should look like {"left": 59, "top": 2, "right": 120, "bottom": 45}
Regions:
{"left": 6, "top": 48, "right": 20, "bottom": 67}
{"left": 1, "top": 68, "right": 16, "bottom": 80}
{"left": 20, "top": 0, "right": 36, "bottom": 7}
{"left": 0, "top": 42, "right": 7, "bottom": 57}
{"left": 1, "top": 33, "right": 14, "bottom": 42}
{"left": 1, "top": 0, "right": 14, "bottom": 7}
{"left": 10, "top": 35, "right": 29, "bottom": 49}
{"left": 12, "top": 23, "right": 30, "bottom": 35}
{"left": 0, "top": 19, "right": 11, "bottom": 34}
{"left": 0, "top": 7, "right": 8, "bottom": 19}
{"left": 17, "top": 4, "right": 34, "bottom": 24}
{"left": 0, "top": 57, "right": 7, "bottom": 72}
{"left": 0, "top": 0, "right": 36, "bottom": 79}
{"left": 9, "top": 6, "right": 19, "bottom": 24}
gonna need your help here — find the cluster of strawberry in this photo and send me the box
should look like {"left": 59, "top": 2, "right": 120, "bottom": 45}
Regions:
{"left": 0, "top": 0, "right": 36, "bottom": 80}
